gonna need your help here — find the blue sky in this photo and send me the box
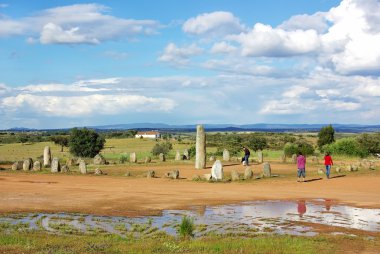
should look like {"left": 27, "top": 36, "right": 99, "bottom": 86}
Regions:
{"left": 0, "top": 0, "right": 379, "bottom": 129}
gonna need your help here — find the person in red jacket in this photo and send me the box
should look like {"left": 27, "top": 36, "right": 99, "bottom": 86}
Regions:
{"left": 324, "top": 152, "right": 333, "bottom": 179}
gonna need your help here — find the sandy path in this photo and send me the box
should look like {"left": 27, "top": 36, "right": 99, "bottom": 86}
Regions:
{"left": 0, "top": 162, "right": 379, "bottom": 216}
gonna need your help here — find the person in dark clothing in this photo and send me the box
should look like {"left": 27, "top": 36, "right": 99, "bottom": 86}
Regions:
{"left": 242, "top": 146, "right": 250, "bottom": 166}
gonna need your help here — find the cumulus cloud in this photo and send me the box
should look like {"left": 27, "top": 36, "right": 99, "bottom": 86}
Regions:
{"left": 158, "top": 43, "right": 203, "bottom": 66}
{"left": 0, "top": 3, "right": 160, "bottom": 44}
{"left": 183, "top": 11, "right": 245, "bottom": 37}
{"left": 278, "top": 12, "right": 328, "bottom": 33}
{"left": 210, "top": 41, "right": 237, "bottom": 54}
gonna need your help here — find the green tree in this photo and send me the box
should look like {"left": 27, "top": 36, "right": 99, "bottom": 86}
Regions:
{"left": 317, "top": 124, "right": 335, "bottom": 149}
{"left": 51, "top": 135, "right": 69, "bottom": 152}
{"left": 247, "top": 136, "right": 267, "bottom": 151}
{"left": 356, "top": 133, "right": 380, "bottom": 154}
{"left": 151, "top": 141, "right": 173, "bottom": 156}
{"left": 68, "top": 128, "right": 105, "bottom": 157}
{"left": 284, "top": 141, "right": 314, "bottom": 157}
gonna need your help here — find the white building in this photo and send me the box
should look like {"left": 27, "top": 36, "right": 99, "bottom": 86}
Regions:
{"left": 135, "top": 131, "right": 161, "bottom": 139}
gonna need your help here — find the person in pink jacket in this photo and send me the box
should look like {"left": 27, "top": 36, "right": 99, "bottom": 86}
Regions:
{"left": 297, "top": 152, "right": 306, "bottom": 182}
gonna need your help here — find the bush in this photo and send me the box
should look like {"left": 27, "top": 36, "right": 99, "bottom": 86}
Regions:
{"left": 317, "top": 125, "right": 335, "bottom": 149}
{"left": 188, "top": 145, "right": 196, "bottom": 158}
{"left": 68, "top": 128, "right": 105, "bottom": 158}
{"left": 119, "top": 155, "right": 128, "bottom": 163}
{"left": 284, "top": 141, "right": 314, "bottom": 156}
{"left": 356, "top": 133, "right": 380, "bottom": 154}
{"left": 178, "top": 216, "right": 194, "bottom": 238}
{"left": 247, "top": 136, "right": 267, "bottom": 151}
{"left": 151, "top": 141, "right": 173, "bottom": 156}
{"left": 322, "top": 138, "right": 368, "bottom": 157}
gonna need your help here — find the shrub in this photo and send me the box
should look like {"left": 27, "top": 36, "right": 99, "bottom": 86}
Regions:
{"left": 356, "top": 133, "right": 380, "bottom": 154}
{"left": 284, "top": 141, "right": 314, "bottom": 156}
{"left": 151, "top": 141, "right": 173, "bottom": 156}
{"left": 178, "top": 216, "right": 194, "bottom": 238}
{"left": 68, "top": 128, "right": 105, "bottom": 158}
{"left": 247, "top": 136, "right": 268, "bottom": 151}
{"left": 322, "top": 138, "right": 368, "bottom": 157}
{"left": 317, "top": 125, "right": 335, "bottom": 149}
{"left": 119, "top": 155, "right": 129, "bottom": 163}
{"left": 188, "top": 145, "right": 196, "bottom": 158}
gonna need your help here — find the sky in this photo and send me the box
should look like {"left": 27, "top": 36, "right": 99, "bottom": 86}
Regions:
{"left": 0, "top": 0, "right": 380, "bottom": 129}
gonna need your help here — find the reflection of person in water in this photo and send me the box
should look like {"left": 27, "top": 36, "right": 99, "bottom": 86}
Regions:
{"left": 325, "top": 199, "right": 332, "bottom": 211}
{"left": 297, "top": 200, "right": 307, "bottom": 217}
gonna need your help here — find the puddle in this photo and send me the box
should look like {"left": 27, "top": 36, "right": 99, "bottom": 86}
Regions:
{"left": 0, "top": 199, "right": 379, "bottom": 238}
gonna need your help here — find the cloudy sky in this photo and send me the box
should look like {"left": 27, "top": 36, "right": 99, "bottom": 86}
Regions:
{"left": 0, "top": 0, "right": 379, "bottom": 129}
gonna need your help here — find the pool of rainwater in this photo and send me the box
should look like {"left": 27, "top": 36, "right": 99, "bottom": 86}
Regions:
{"left": 1, "top": 199, "right": 379, "bottom": 238}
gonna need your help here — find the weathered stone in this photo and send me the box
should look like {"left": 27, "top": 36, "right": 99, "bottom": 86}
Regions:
{"left": 231, "top": 170, "right": 240, "bottom": 181}
{"left": 43, "top": 146, "right": 51, "bottom": 167}
{"left": 346, "top": 164, "right": 353, "bottom": 172}
{"left": 195, "top": 125, "right": 206, "bottom": 169}
{"left": 211, "top": 160, "right": 223, "bottom": 180}
{"left": 244, "top": 167, "right": 253, "bottom": 180}
{"left": 94, "top": 168, "right": 103, "bottom": 175}
{"left": 165, "top": 170, "right": 179, "bottom": 179}
{"left": 223, "top": 149, "right": 230, "bottom": 161}
{"left": 23, "top": 158, "right": 33, "bottom": 171}
{"left": 12, "top": 161, "right": 23, "bottom": 170}
{"left": 183, "top": 149, "right": 190, "bottom": 160}
{"left": 311, "top": 156, "right": 319, "bottom": 164}
{"left": 66, "top": 158, "right": 77, "bottom": 166}
{"left": 175, "top": 151, "right": 181, "bottom": 161}
{"left": 93, "top": 154, "right": 106, "bottom": 165}
{"left": 51, "top": 158, "right": 60, "bottom": 173}
{"left": 291, "top": 154, "right": 297, "bottom": 164}
{"left": 33, "top": 161, "right": 41, "bottom": 171}
{"left": 209, "top": 156, "right": 215, "bottom": 162}
{"left": 147, "top": 170, "right": 155, "bottom": 178}
{"left": 257, "top": 151, "right": 263, "bottom": 163}
{"left": 79, "top": 160, "right": 87, "bottom": 174}
{"left": 318, "top": 168, "right": 325, "bottom": 175}
{"left": 144, "top": 156, "right": 151, "bottom": 163}
{"left": 203, "top": 174, "right": 212, "bottom": 181}
{"left": 281, "top": 154, "right": 286, "bottom": 163}
{"left": 130, "top": 152, "right": 137, "bottom": 163}
{"left": 335, "top": 167, "right": 341, "bottom": 173}
{"left": 159, "top": 153, "right": 166, "bottom": 162}
{"left": 263, "top": 162, "right": 271, "bottom": 177}
{"left": 352, "top": 164, "right": 359, "bottom": 171}
{"left": 61, "top": 165, "right": 69, "bottom": 173}
{"left": 125, "top": 171, "right": 131, "bottom": 177}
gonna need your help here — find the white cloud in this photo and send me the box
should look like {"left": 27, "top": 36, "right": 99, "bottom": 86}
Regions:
{"left": 40, "top": 23, "right": 99, "bottom": 44}
{"left": 0, "top": 4, "right": 160, "bottom": 44}
{"left": 282, "top": 85, "right": 310, "bottom": 98}
{"left": 231, "top": 23, "right": 321, "bottom": 57}
{"left": 183, "top": 11, "right": 245, "bottom": 37}
{"left": 1, "top": 94, "right": 175, "bottom": 117}
{"left": 158, "top": 43, "right": 203, "bottom": 66}
{"left": 278, "top": 12, "right": 328, "bottom": 33}
{"left": 210, "top": 41, "right": 237, "bottom": 54}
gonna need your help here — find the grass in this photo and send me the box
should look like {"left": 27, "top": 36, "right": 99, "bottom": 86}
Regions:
{"left": 0, "top": 230, "right": 379, "bottom": 253}
{"left": 179, "top": 216, "right": 195, "bottom": 238}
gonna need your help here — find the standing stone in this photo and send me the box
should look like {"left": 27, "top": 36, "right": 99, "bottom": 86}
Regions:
{"left": 94, "top": 168, "right": 103, "bottom": 175}
{"left": 61, "top": 165, "right": 69, "bottom": 173}
{"left": 291, "top": 154, "right": 297, "bottom": 164}
{"left": 43, "top": 146, "right": 51, "bottom": 167}
{"left": 93, "top": 154, "right": 106, "bottom": 165}
{"left": 51, "top": 158, "right": 60, "bottom": 173}
{"left": 223, "top": 149, "right": 230, "bottom": 161}
{"left": 257, "top": 151, "right": 263, "bottom": 163}
{"left": 346, "top": 164, "right": 353, "bottom": 172}
{"left": 335, "top": 167, "right": 341, "bottom": 173}
{"left": 231, "top": 170, "right": 240, "bottom": 181}
{"left": 244, "top": 167, "right": 253, "bottom": 180}
{"left": 195, "top": 125, "right": 206, "bottom": 169}
{"left": 209, "top": 156, "right": 215, "bottom": 162}
{"left": 23, "top": 158, "right": 33, "bottom": 171}
{"left": 183, "top": 149, "right": 190, "bottom": 160}
{"left": 66, "top": 158, "right": 76, "bottom": 166}
{"left": 211, "top": 160, "right": 223, "bottom": 180}
{"left": 144, "top": 156, "right": 151, "bottom": 163}
{"left": 12, "top": 161, "right": 23, "bottom": 170}
{"left": 318, "top": 168, "right": 325, "bottom": 175}
{"left": 165, "top": 170, "right": 179, "bottom": 179}
{"left": 159, "top": 153, "right": 166, "bottom": 162}
{"left": 147, "top": 170, "right": 155, "bottom": 178}
{"left": 175, "top": 151, "right": 181, "bottom": 161}
{"left": 262, "top": 162, "right": 271, "bottom": 177}
{"left": 281, "top": 153, "right": 286, "bottom": 163}
{"left": 79, "top": 160, "right": 87, "bottom": 174}
{"left": 33, "top": 161, "right": 41, "bottom": 171}
{"left": 130, "top": 152, "right": 137, "bottom": 163}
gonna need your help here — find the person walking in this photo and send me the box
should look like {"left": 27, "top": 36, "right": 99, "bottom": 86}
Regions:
{"left": 324, "top": 152, "right": 333, "bottom": 179}
{"left": 297, "top": 152, "right": 306, "bottom": 182}
{"left": 242, "top": 146, "right": 250, "bottom": 166}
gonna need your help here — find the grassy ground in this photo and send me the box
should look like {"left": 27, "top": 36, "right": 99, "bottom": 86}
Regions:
{"left": 0, "top": 230, "right": 378, "bottom": 254}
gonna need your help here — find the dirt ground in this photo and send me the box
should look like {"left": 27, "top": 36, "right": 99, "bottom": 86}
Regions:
{"left": 0, "top": 162, "right": 379, "bottom": 217}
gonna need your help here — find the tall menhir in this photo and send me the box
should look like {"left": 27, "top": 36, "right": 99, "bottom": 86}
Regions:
{"left": 195, "top": 125, "right": 206, "bottom": 169}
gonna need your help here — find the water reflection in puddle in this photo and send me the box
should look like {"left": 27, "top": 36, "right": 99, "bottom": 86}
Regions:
{"left": 0, "top": 199, "right": 379, "bottom": 238}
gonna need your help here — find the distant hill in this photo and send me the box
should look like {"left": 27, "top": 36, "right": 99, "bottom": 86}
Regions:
{"left": 4, "top": 123, "right": 380, "bottom": 133}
